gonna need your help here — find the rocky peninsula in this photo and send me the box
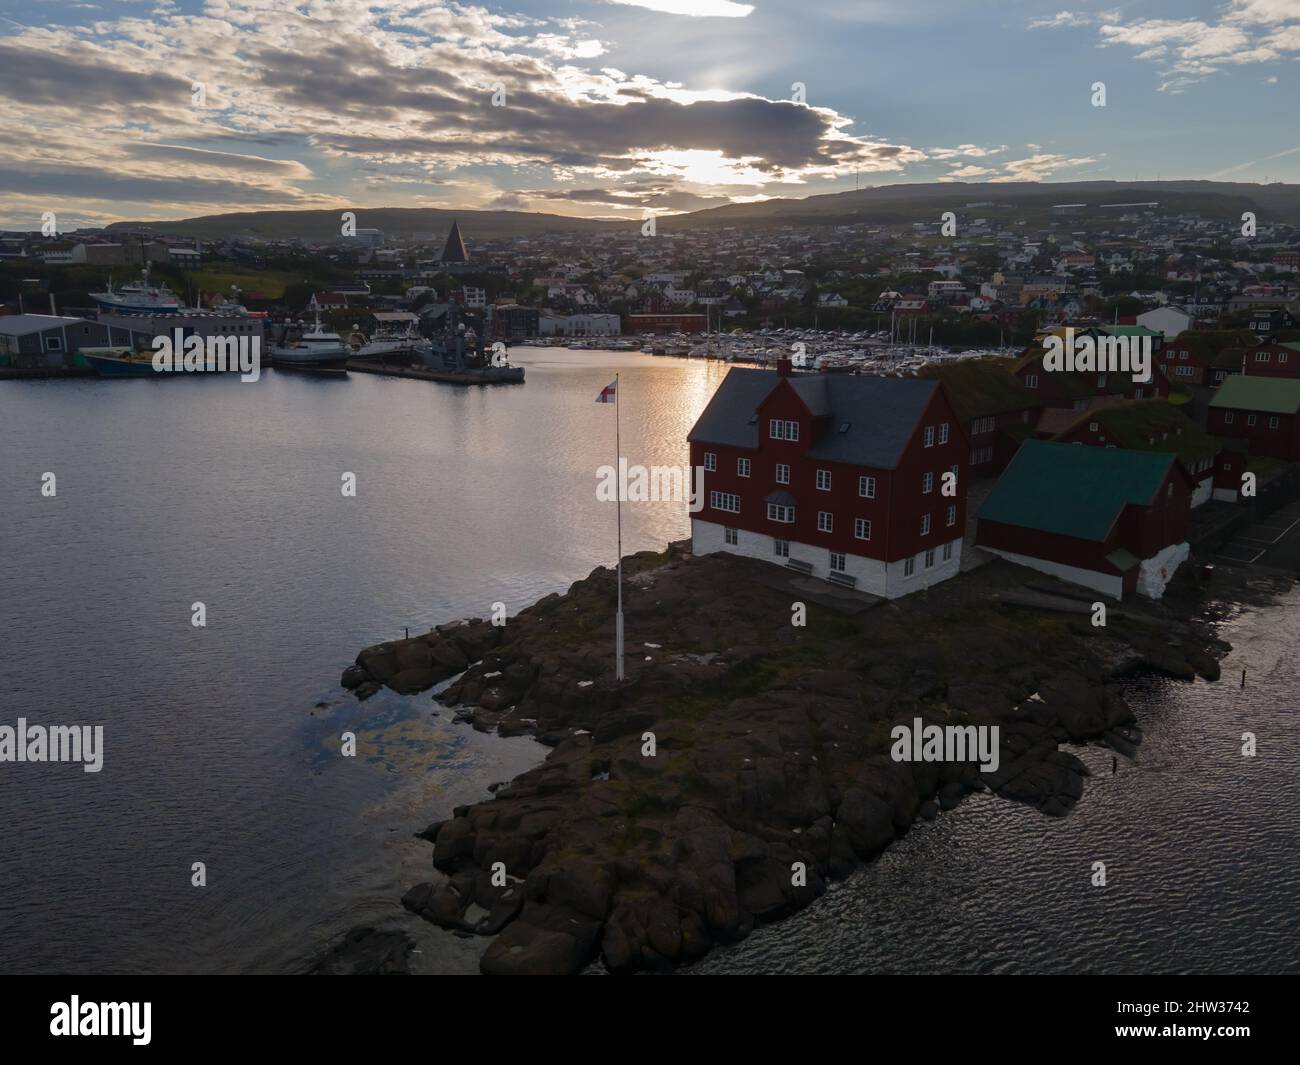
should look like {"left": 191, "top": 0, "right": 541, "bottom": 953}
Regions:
{"left": 333, "top": 543, "right": 1239, "bottom": 975}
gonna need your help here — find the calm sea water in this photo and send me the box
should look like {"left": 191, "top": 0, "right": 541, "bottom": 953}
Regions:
{"left": 1, "top": 349, "right": 1296, "bottom": 974}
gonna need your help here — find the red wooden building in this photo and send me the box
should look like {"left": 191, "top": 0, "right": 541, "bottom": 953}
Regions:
{"left": 1207, "top": 375, "right": 1300, "bottom": 461}
{"left": 687, "top": 361, "right": 967, "bottom": 597}
{"left": 976, "top": 440, "right": 1192, "bottom": 600}
{"left": 919, "top": 357, "right": 1040, "bottom": 476}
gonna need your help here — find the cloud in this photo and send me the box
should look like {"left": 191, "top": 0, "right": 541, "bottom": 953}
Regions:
{"left": 602, "top": 0, "right": 755, "bottom": 16}
{"left": 1041, "top": 1, "right": 1300, "bottom": 90}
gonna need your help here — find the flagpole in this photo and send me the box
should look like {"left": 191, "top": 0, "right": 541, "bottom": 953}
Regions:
{"left": 615, "top": 372, "right": 624, "bottom": 681}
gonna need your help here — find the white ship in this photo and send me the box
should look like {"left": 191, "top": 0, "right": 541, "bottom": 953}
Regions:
{"left": 271, "top": 310, "right": 350, "bottom": 374}
{"left": 90, "top": 265, "right": 182, "bottom": 313}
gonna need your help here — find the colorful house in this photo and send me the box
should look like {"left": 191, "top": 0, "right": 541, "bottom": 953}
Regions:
{"left": 688, "top": 362, "right": 967, "bottom": 597}
{"left": 975, "top": 440, "right": 1191, "bottom": 600}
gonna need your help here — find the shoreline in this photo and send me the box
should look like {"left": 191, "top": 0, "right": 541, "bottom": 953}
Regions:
{"left": 313, "top": 536, "right": 1297, "bottom": 975}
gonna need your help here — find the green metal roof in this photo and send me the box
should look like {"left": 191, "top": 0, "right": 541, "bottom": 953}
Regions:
{"left": 1209, "top": 374, "right": 1300, "bottom": 414}
{"left": 978, "top": 439, "right": 1175, "bottom": 542}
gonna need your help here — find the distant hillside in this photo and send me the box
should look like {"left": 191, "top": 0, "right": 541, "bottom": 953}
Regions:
{"left": 104, "top": 180, "right": 1300, "bottom": 242}
{"left": 664, "top": 180, "right": 1300, "bottom": 230}
{"left": 106, "top": 207, "right": 622, "bottom": 243}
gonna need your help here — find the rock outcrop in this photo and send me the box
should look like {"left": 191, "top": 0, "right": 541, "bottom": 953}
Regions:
{"left": 343, "top": 542, "right": 1230, "bottom": 975}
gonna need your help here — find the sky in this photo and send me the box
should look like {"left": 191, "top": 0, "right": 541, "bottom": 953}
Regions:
{"left": 0, "top": 0, "right": 1298, "bottom": 228}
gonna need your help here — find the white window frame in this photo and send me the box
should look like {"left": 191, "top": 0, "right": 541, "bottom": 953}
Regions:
{"left": 737, "top": 457, "right": 751, "bottom": 477}
{"left": 854, "top": 518, "right": 871, "bottom": 541}
{"left": 920, "top": 514, "right": 931, "bottom": 536}
{"left": 704, "top": 452, "right": 716, "bottom": 471}
{"left": 816, "top": 469, "right": 832, "bottom": 491}
{"left": 776, "top": 463, "right": 790, "bottom": 485}
{"left": 859, "top": 475, "right": 876, "bottom": 498}
{"left": 767, "top": 502, "right": 794, "bottom": 523}
{"left": 710, "top": 491, "right": 740, "bottom": 513}
{"left": 817, "top": 510, "right": 833, "bottom": 533}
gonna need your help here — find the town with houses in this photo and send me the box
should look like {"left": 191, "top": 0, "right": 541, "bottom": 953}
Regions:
{"left": 3, "top": 193, "right": 1300, "bottom": 603}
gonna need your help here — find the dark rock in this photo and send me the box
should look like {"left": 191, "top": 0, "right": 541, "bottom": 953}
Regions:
{"left": 309, "top": 926, "right": 414, "bottom": 975}
{"left": 341, "top": 665, "right": 367, "bottom": 689}
{"left": 387, "top": 667, "right": 438, "bottom": 695}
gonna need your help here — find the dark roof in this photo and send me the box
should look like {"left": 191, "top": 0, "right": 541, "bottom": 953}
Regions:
{"left": 918, "top": 357, "right": 1037, "bottom": 421}
{"left": 688, "top": 367, "right": 936, "bottom": 470}
{"left": 978, "top": 439, "right": 1175, "bottom": 542}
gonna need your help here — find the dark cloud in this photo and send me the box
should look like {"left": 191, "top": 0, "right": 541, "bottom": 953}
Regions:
{"left": 0, "top": 42, "right": 191, "bottom": 110}
{"left": 0, "top": 166, "right": 310, "bottom": 205}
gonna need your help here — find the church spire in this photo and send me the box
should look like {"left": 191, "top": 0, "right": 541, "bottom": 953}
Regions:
{"left": 441, "top": 220, "right": 469, "bottom": 263}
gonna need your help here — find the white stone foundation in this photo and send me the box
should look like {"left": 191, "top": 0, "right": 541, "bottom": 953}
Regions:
{"left": 691, "top": 518, "right": 961, "bottom": 599}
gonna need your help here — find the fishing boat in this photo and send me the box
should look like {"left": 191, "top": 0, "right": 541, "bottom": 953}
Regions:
{"left": 90, "top": 265, "right": 183, "bottom": 313}
{"left": 81, "top": 346, "right": 166, "bottom": 378}
{"left": 271, "top": 311, "right": 350, "bottom": 374}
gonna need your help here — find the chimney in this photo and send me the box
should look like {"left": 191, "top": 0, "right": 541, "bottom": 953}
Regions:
{"left": 776, "top": 357, "right": 793, "bottom": 377}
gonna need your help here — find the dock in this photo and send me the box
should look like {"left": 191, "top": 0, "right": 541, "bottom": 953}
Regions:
{"left": 347, "top": 359, "right": 524, "bottom": 385}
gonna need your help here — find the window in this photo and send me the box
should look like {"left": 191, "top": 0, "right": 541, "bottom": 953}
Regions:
{"left": 938, "top": 422, "right": 950, "bottom": 445}
{"left": 817, "top": 511, "right": 833, "bottom": 533}
{"left": 1089, "top": 422, "right": 1098, "bottom": 432}
{"left": 922, "top": 472, "right": 934, "bottom": 494}
{"left": 1281, "top": 352, "right": 1289, "bottom": 364}
{"left": 946, "top": 504, "right": 957, "bottom": 527}
{"left": 859, "top": 475, "right": 876, "bottom": 498}
{"left": 1224, "top": 412, "right": 1235, "bottom": 425}
{"left": 710, "top": 491, "right": 740, "bottom": 513}
{"left": 1025, "top": 373, "right": 1039, "bottom": 388}
{"left": 920, "top": 514, "right": 931, "bottom": 536}
{"left": 776, "top": 463, "right": 790, "bottom": 484}
{"left": 854, "top": 518, "right": 871, "bottom": 540}
{"left": 1135, "top": 388, "right": 1144, "bottom": 398}
{"left": 923, "top": 426, "right": 935, "bottom": 447}
{"left": 768, "top": 502, "right": 794, "bottom": 523}
{"left": 704, "top": 452, "right": 716, "bottom": 472}
{"left": 1179, "top": 350, "right": 1188, "bottom": 360}
{"left": 773, "top": 538, "right": 789, "bottom": 558}
{"left": 903, "top": 556, "right": 916, "bottom": 577}
{"left": 924, "top": 549, "right": 935, "bottom": 569}
{"left": 829, "top": 552, "right": 846, "bottom": 573}
{"left": 942, "top": 542, "right": 953, "bottom": 562}
{"left": 724, "top": 527, "right": 738, "bottom": 546}
{"left": 1269, "top": 416, "right": 1280, "bottom": 429}
{"left": 1255, "top": 351, "right": 1271, "bottom": 362}
{"left": 816, "top": 469, "right": 832, "bottom": 491}
{"left": 1247, "top": 414, "right": 1257, "bottom": 427}
{"left": 45, "top": 336, "right": 62, "bottom": 351}
{"left": 1097, "top": 374, "right": 1106, "bottom": 387}
{"left": 737, "top": 457, "right": 751, "bottom": 477}
{"left": 769, "top": 419, "right": 799, "bottom": 441}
